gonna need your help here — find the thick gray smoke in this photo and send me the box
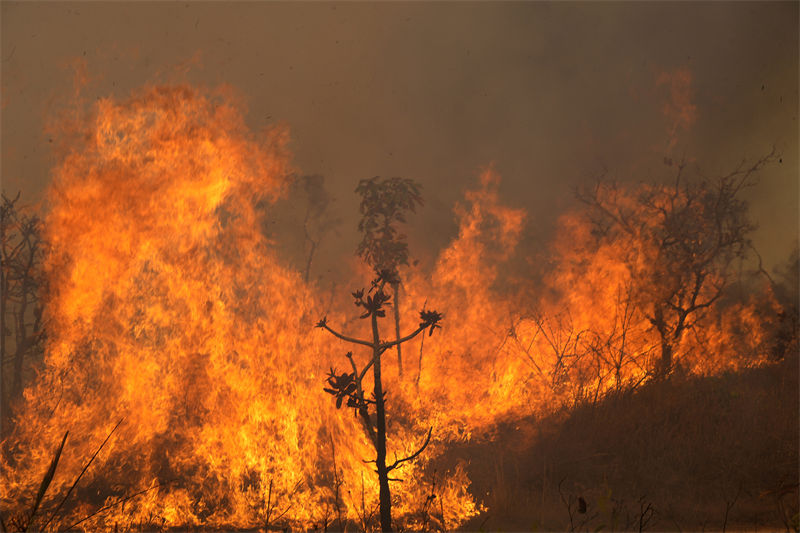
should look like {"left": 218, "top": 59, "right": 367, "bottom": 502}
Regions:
{"left": 2, "top": 2, "right": 797, "bottom": 273}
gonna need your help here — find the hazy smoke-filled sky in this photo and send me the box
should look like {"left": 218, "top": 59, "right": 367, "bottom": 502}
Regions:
{"left": 2, "top": 2, "right": 797, "bottom": 271}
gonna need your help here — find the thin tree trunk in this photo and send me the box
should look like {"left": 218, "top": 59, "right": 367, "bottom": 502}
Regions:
{"left": 303, "top": 239, "right": 317, "bottom": 283}
{"left": 0, "top": 244, "right": 5, "bottom": 436}
{"left": 416, "top": 331, "right": 424, "bottom": 390}
{"left": 371, "top": 311, "right": 393, "bottom": 531}
{"left": 651, "top": 307, "right": 673, "bottom": 378}
{"left": 392, "top": 281, "right": 402, "bottom": 378}
{"left": 12, "top": 289, "right": 28, "bottom": 398}
{"left": 659, "top": 341, "right": 673, "bottom": 378}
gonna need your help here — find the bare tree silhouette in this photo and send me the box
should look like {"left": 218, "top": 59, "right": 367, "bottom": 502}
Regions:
{"left": 1, "top": 192, "right": 46, "bottom": 434}
{"left": 317, "top": 269, "right": 441, "bottom": 531}
{"left": 577, "top": 154, "right": 775, "bottom": 376}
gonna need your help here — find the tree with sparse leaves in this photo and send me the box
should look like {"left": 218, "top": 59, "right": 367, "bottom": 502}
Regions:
{"left": 576, "top": 154, "right": 775, "bottom": 377}
{"left": 296, "top": 174, "right": 338, "bottom": 283}
{"left": 1, "top": 192, "right": 46, "bottom": 435}
{"left": 317, "top": 269, "right": 441, "bottom": 532}
{"left": 355, "top": 177, "right": 423, "bottom": 379}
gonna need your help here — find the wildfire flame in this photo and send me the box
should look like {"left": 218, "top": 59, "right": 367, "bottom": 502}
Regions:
{"left": 0, "top": 84, "right": 775, "bottom": 531}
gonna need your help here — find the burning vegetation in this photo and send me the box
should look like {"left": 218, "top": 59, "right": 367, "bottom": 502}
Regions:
{"left": 0, "top": 84, "right": 797, "bottom": 531}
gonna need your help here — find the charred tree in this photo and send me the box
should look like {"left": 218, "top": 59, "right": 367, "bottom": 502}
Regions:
{"left": 578, "top": 154, "right": 775, "bottom": 377}
{"left": 0, "top": 193, "right": 46, "bottom": 435}
{"left": 317, "top": 269, "right": 440, "bottom": 532}
{"left": 355, "top": 177, "right": 423, "bottom": 379}
{"left": 264, "top": 174, "right": 340, "bottom": 283}
{"left": 297, "top": 175, "right": 338, "bottom": 283}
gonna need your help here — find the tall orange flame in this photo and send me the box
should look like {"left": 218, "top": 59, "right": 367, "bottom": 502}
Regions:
{"left": 1, "top": 83, "right": 775, "bottom": 531}
{"left": 2, "top": 85, "right": 486, "bottom": 530}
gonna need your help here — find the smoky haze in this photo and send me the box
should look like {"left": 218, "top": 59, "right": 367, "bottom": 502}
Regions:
{"left": 2, "top": 2, "right": 797, "bottom": 274}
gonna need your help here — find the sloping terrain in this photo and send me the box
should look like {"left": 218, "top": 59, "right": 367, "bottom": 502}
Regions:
{"left": 453, "top": 353, "right": 799, "bottom": 531}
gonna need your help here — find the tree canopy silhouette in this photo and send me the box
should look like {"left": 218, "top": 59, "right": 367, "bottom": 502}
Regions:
{"left": 355, "top": 176, "right": 423, "bottom": 379}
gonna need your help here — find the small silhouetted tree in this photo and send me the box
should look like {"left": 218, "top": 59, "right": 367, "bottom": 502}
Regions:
{"left": 298, "top": 175, "right": 338, "bottom": 283}
{"left": 578, "top": 154, "right": 774, "bottom": 377}
{"left": 355, "top": 177, "right": 423, "bottom": 379}
{"left": 264, "top": 174, "right": 340, "bottom": 283}
{"left": 1, "top": 192, "right": 46, "bottom": 434}
{"left": 317, "top": 269, "right": 441, "bottom": 532}
{"left": 766, "top": 246, "right": 799, "bottom": 361}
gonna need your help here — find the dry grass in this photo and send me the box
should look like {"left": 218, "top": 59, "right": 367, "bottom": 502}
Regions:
{"left": 451, "top": 353, "right": 799, "bottom": 531}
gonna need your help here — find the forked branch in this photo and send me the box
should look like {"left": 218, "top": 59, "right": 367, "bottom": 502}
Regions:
{"left": 316, "top": 317, "right": 373, "bottom": 349}
{"left": 386, "top": 427, "right": 433, "bottom": 473}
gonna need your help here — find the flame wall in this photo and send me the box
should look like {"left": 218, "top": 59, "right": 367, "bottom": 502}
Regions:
{"left": 1, "top": 84, "right": 775, "bottom": 531}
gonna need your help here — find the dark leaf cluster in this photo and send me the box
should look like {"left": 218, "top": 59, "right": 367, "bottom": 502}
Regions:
{"left": 323, "top": 362, "right": 374, "bottom": 412}
{"left": 352, "top": 289, "right": 391, "bottom": 319}
{"left": 355, "top": 176, "right": 423, "bottom": 271}
{"left": 419, "top": 309, "right": 443, "bottom": 336}
{"left": 373, "top": 268, "right": 400, "bottom": 288}
{"left": 324, "top": 367, "right": 357, "bottom": 409}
